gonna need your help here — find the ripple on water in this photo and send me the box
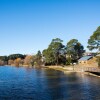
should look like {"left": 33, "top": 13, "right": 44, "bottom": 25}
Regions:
{"left": 0, "top": 66, "right": 100, "bottom": 100}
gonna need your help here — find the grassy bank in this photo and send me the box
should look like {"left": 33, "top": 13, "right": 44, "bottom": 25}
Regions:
{"left": 46, "top": 65, "right": 75, "bottom": 72}
{"left": 47, "top": 66, "right": 66, "bottom": 71}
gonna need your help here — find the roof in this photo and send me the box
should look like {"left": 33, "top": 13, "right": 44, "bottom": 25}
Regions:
{"left": 78, "top": 56, "right": 93, "bottom": 61}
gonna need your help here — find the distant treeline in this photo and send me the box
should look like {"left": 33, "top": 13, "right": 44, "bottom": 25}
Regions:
{"left": 0, "top": 54, "right": 26, "bottom": 66}
{"left": 0, "top": 26, "right": 100, "bottom": 67}
{"left": 0, "top": 51, "right": 43, "bottom": 67}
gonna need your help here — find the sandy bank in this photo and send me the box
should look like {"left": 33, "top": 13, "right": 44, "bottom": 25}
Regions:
{"left": 46, "top": 65, "right": 100, "bottom": 78}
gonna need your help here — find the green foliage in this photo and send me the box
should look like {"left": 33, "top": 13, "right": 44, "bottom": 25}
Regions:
{"left": 42, "top": 38, "right": 66, "bottom": 65}
{"left": 34, "top": 50, "right": 42, "bottom": 67}
{"left": 0, "top": 56, "right": 8, "bottom": 65}
{"left": 66, "top": 57, "right": 71, "bottom": 65}
{"left": 87, "top": 26, "right": 100, "bottom": 51}
{"left": 36, "top": 50, "right": 42, "bottom": 60}
{"left": 42, "top": 49, "right": 55, "bottom": 65}
{"left": 0, "top": 56, "right": 8, "bottom": 62}
{"left": 66, "top": 39, "right": 85, "bottom": 61}
{"left": 0, "top": 54, "right": 26, "bottom": 66}
{"left": 8, "top": 54, "right": 26, "bottom": 60}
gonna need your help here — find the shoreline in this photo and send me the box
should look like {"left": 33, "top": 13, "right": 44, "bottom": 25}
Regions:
{"left": 2, "top": 65, "right": 100, "bottom": 78}
{"left": 46, "top": 65, "right": 100, "bottom": 78}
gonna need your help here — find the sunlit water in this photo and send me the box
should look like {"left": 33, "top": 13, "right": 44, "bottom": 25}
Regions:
{"left": 0, "top": 66, "right": 100, "bottom": 100}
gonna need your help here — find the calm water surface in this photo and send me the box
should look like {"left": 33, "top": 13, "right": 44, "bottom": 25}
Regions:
{"left": 0, "top": 66, "right": 100, "bottom": 100}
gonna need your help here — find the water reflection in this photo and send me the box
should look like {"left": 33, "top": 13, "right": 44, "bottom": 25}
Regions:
{"left": 0, "top": 66, "right": 100, "bottom": 100}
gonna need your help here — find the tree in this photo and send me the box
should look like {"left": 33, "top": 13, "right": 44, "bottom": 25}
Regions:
{"left": 34, "top": 50, "right": 42, "bottom": 67}
{"left": 87, "top": 26, "right": 100, "bottom": 52}
{"left": 36, "top": 50, "right": 42, "bottom": 60}
{"left": 8, "top": 54, "right": 26, "bottom": 60}
{"left": 66, "top": 39, "right": 85, "bottom": 62}
{"left": 42, "top": 38, "right": 65, "bottom": 65}
{"left": 42, "top": 49, "right": 55, "bottom": 65}
{"left": 24, "top": 55, "right": 33, "bottom": 66}
{"left": 0, "top": 60, "right": 4, "bottom": 66}
{"left": 8, "top": 59, "right": 14, "bottom": 65}
{"left": 14, "top": 58, "right": 22, "bottom": 67}
{"left": 0, "top": 56, "right": 8, "bottom": 65}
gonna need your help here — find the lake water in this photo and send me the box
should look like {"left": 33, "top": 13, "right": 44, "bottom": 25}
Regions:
{"left": 0, "top": 66, "right": 100, "bottom": 100}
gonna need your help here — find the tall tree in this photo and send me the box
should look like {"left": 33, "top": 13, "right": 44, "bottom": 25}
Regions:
{"left": 43, "top": 38, "right": 65, "bottom": 65}
{"left": 87, "top": 26, "right": 100, "bottom": 52}
{"left": 36, "top": 50, "right": 42, "bottom": 60}
{"left": 35, "top": 50, "right": 42, "bottom": 66}
{"left": 66, "top": 39, "right": 85, "bottom": 61}
{"left": 42, "top": 49, "right": 55, "bottom": 65}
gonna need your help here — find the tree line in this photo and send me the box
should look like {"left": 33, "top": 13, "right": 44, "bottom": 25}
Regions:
{"left": 0, "top": 51, "right": 43, "bottom": 67}
{"left": 0, "top": 26, "right": 100, "bottom": 67}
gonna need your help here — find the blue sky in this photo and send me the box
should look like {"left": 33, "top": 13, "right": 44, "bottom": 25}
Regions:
{"left": 0, "top": 0, "right": 100, "bottom": 55}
